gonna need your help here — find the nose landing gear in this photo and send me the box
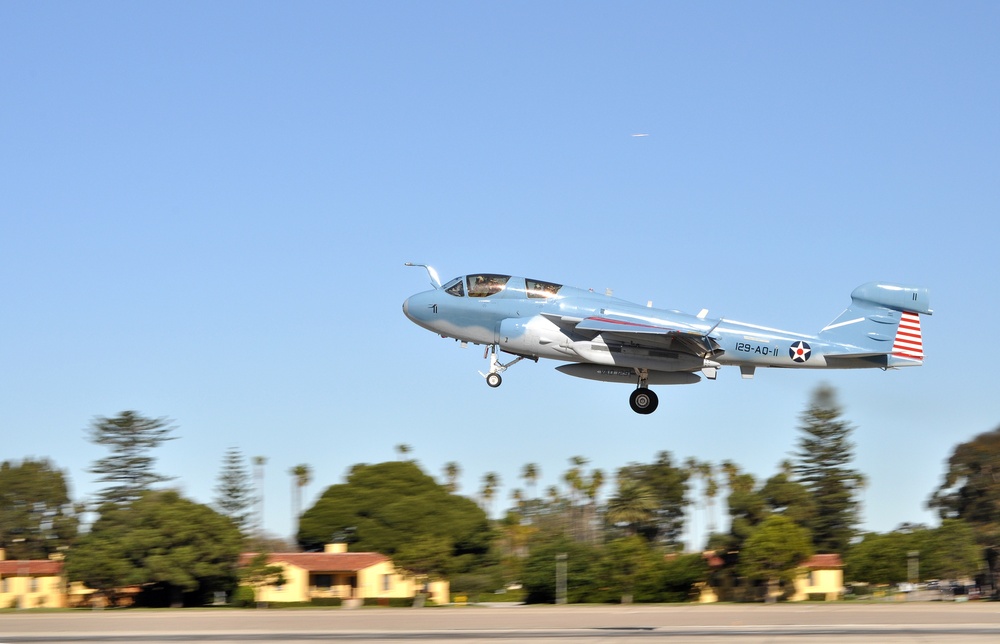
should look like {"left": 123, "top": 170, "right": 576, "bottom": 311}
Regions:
{"left": 479, "top": 345, "right": 534, "bottom": 388}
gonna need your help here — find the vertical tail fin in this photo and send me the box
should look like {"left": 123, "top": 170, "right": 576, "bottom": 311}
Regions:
{"left": 819, "top": 282, "right": 931, "bottom": 366}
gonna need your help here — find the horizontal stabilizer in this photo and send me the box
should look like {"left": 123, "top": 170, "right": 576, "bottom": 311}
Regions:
{"left": 850, "top": 282, "right": 932, "bottom": 315}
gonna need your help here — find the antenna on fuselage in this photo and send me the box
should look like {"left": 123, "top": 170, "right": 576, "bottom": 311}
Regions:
{"left": 404, "top": 262, "right": 441, "bottom": 288}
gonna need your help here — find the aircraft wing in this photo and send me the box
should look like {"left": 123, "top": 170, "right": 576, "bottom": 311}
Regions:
{"left": 574, "top": 314, "right": 722, "bottom": 357}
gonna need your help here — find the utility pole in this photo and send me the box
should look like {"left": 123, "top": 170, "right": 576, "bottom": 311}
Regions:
{"left": 555, "top": 553, "right": 567, "bottom": 605}
{"left": 908, "top": 551, "right": 919, "bottom": 581}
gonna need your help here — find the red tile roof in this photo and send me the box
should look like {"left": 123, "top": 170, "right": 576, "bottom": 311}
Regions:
{"left": 702, "top": 552, "right": 725, "bottom": 568}
{"left": 803, "top": 554, "right": 843, "bottom": 569}
{"left": 239, "top": 551, "right": 389, "bottom": 572}
{"left": 0, "top": 560, "right": 63, "bottom": 576}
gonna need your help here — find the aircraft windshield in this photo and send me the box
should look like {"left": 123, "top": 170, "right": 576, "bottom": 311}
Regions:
{"left": 443, "top": 277, "right": 464, "bottom": 297}
{"left": 526, "top": 279, "right": 562, "bottom": 298}
{"left": 467, "top": 274, "right": 510, "bottom": 297}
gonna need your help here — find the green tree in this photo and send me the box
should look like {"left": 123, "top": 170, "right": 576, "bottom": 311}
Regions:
{"left": 846, "top": 520, "right": 981, "bottom": 586}
{"left": 86, "top": 411, "right": 177, "bottom": 506}
{"left": 660, "top": 553, "right": 711, "bottom": 602}
{"left": 520, "top": 535, "right": 602, "bottom": 604}
{"left": 214, "top": 447, "right": 254, "bottom": 537}
{"left": 714, "top": 462, "right": 815, "bottom": 555}
{"left": 393, "top": 534, "right": 456, "bottom": 605}
{"left": 0, "top": 458, "right": 80, "bottom": 560}
{"left": 605, "top": 478, "right": 658, "bottom": 537}
{"left": 792, "top": 385, "right": 863, "bottom": 553}
{"left": 845, "top": 532, "right": 909, "bottom": 585}
{"left": 913, "top": 519, "right": 982, "bottom": 580}
{"left": 237, "top": 552, "right": 286, "bottom": 607}
{"left": 929, "top": 426, "right": 1000, "bottom": 544}
{"left": 598, "top": 536, "right": 663, "bottom": 604}
{"left": 616, "top": 451, "right": 691, "bottom": 546}
{"left": 739, "top": 515, "right": 813, "bottom": 602}
{"left": 66, "top": 490, "right": 242, "bottom": 606}
{"left": 719, "top": 469, "right": 768, "bottom": 552}
{"left": 297, "top": 460, "right": 493, "bottom": 579}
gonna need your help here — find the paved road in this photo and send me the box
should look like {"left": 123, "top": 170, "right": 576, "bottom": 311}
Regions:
{"left": 3, "top": 603, "right": 1000, "bottom": 643}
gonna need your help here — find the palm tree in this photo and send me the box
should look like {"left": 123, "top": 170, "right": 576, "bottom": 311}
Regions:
{"left": 564, "top": 456, "right": 588, "bottom": 540}
{"left": 585, "top": 468, "right": 605, "bottom": 544}
{"left": 480, "top": 472, "right": 500, "bottom": 517}
{"left": 721, "top": 460, "right": 740, "bottom": 488}
{"left": 511, "top": 488, "right": 525, "bottom": 514}
{"left": 606, "top": 478, "right": 657, "bottom": 537}
{"left": 521, "top": 463, "right": 540, "bottom": 500}
{"left": 395, "top": 444, "right": 412, "bottom": 461}
{"left": 443, "top": 461, "right": 461, "bottom": 493}
{"left": 684, "top": 457, "right": 702, "bottom": 550}
{"left": 253, "top": 456, "right": 267, "bottom": 538}
{"left": 699, "top": 461, "right": 718, "bottom": 538}
{"left": 290, "top": 464, "right": 312, "bottom": 543}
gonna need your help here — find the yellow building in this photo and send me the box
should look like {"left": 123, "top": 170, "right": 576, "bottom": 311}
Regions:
{"left": 791, "top": 553, "right": 844, "bottom": 601}
{"left": 241, "top": 543, "right": 450, "bottom": 606}
{"left": 0, "top": 548, "right": 67, "bottom": 609}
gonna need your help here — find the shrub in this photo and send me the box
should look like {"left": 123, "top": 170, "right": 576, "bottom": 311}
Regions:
{"left": 310, "top": 597, "right": 342, "bottom": 607}
{"left": 232, "top": 585, "right": 255, "bottom": 608}
{"left": 363, "top": 597, "right": 414, "bottom": 607}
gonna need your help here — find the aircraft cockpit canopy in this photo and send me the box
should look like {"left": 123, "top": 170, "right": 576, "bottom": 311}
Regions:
{"left": 526, "top": 278, "right": 562, "bottom": 298}
{"left": 443, "top": 274, "right": 511, "bottom": 298}
{"left": 442, "top": 274, "right": 562, "bottom": 298}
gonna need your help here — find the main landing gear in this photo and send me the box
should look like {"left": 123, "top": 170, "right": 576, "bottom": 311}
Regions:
{"left": 480, "top": 347, "right": 660, "bottom": 415}
{"left": 629, "top": 368, "right": 659, "bottom": 415}
{"left": 479, "top": 345, "right": 534, "bottom": 388}
{"left": 629, "top": 388, "right": 658, "bottom": 414}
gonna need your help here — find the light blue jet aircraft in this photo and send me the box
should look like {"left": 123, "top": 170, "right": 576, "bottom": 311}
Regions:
{"left": 403, "top": 264, "right": 931, "bottom": 414}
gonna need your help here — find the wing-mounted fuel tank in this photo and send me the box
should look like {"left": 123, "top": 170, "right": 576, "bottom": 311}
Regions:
{"left": 556, "top": 364, "right": 701, "bottom": 385}
{"left": 564, "top": 338, "right": 705, "bottom": 372}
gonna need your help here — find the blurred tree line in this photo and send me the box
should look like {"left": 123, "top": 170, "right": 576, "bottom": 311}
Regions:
{"left": 2, "top": 386, "right": 999, "bottom": 605}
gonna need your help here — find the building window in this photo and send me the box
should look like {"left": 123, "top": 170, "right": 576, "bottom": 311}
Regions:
{"left": 382, "top": 574, "right": 391, "bottom": 592}
{"left": 30, "top": 578, "right": 39, "bottom": 592}
{"left": 313, "top": 574, "right": 333, "bottom": 589}
{"left": 1, "top": 578, "right": 8, "bottom": 593}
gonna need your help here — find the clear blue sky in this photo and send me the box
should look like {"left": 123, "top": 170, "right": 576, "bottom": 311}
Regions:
{"left": 3, "top": 2, "right": 998, "bottom": 549}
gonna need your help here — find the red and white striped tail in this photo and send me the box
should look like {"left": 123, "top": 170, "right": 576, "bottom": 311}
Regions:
{"left": 892, "top": 312, "right": 924, "bottom": 361}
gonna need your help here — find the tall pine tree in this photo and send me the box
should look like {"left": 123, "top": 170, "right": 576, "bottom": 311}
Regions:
{"left": 87, "top": 411, "right": 176, "bottom": 506}
{"left": 792, "top": 385, "right": 863, "bottom": 554}
{"left": 215, "top": 447, "right": 254, "bottom": 537}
